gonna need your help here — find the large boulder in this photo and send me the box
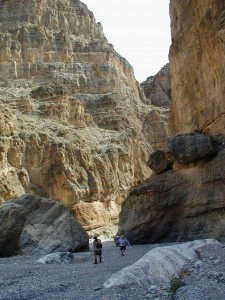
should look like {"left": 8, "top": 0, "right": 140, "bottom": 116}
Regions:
{"left": 169, "top": 134, "right": 220, "bottom": 164}
{"left": 147, "top": 150, "right": 173, "bottom": 174}
{"left": 37, "top": 252, "right": 74, "bottom": 264}
{"left": 0, "top": 194, "right": 89, "bottom": 257}
{"left": 104, "top": 239, "right": 220, "bottom": 288}
{"left": 118, "top": 151, "right": 225, "bottom": 244}
{"left": 0, "top": 202, "right": 27, "bottom": 257}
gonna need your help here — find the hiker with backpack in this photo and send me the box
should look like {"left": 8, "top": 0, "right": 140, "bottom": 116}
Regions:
{"left": 93, "top": 237, "right": 102, "bottom": 264}
{"left": 118, "top": 235, "right": 130, "bottom": 256}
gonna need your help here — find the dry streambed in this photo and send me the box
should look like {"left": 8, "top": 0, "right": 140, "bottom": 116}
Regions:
{"left": 0, "top": 240, "right": 224, "bottom": 300}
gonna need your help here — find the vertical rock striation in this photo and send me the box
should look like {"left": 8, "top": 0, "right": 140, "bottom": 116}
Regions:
{"left": 141, "top": 64, "right": 171, "bottom": 151}
{"left": 169, "top": 0, "right": 225, "bottom": 135}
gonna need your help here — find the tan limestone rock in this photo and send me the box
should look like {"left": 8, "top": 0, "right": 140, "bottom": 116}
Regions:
{"left": 141, "top": 64, "right": 171, "bottom": 151}
{"left": 141, "top": 63, "right": 171, "bottom": 108}
{"left": 117, "top": 0, "right": 225, "bottom": 244}
{"left": 0, "top": 0, "right": 173, "bottom": 237}
{"left": 169, "top": 0, "right": 225, "bottom": 135}
{"left": 0, "top": 105, "right": 14, "bottom": 136}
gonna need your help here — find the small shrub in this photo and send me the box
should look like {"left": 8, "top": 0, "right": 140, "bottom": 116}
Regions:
{"left": 170, "top": 276, "right": 185, "bottom": 296}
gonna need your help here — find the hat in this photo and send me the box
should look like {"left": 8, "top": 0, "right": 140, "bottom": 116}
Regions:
{"left": 93, "top": 236, "right": 98, "bottom": 240}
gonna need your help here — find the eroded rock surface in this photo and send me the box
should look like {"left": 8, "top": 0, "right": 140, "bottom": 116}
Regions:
{"left": 37, "top": 252, "right": 74, "bottom": 264}
{"left": 169, "top": 0, "right": 225, "bottom": 135}
{"left": 0, "top": 194, "right": 89, "bottom": 256}
{"left": 141, "top": 63, "right": 171, "bottom": 108}
{"left": 118, "top": 150, "right": 225, "bottom": 244}
{"left": 118, "top": 0, "right": 225, "bottom": 244}
{"left": 141, "top": 64, "right": 171, "bottom": 151}
{"left": 0, "top": 202, "right": 26, "bottom": 257}
{"left": 169, "top": 133, "right": 221, "bottom": 164}
{"left": 103, "top": 239, "right": 219, "bottom": 288}
{"left": 147, "top": 149, "right": 173, "bottom": 174}
{"left": 0, "top": 0, "right": 169, "bottom": 237}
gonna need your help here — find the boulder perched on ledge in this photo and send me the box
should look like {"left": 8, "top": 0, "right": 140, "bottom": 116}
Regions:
{"left": 0, "top": 194, "right": 89, "bottom": 257}
{"left": 147, "top": 150, "right": 173, "bottom": 174}
{"left": 169, "top": 134, "right": 219, "bottom": 164}
{"left": 118, "top": 151, "right": 225, "bottom": 244}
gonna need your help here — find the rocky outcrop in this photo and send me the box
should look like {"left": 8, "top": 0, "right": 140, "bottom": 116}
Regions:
{"left": 141, "top": 63, "right": 171, "bottom": 108}
{"left": 0, "top": 194, "right": 89, "bottom": 256}
{"left": 118, "top": 149, "right": 225, "bottom": 244}
{"left": 169, "top": 0, "right": 225, "bottom": 135}
{"left": 142, "top": 106, "right": 170, "bottom": 151}
{"left": 37, "top": 252, "right": 74, "bottom": 264}
{"left": 141, "top": 64, "right": 171, "bottom": 151}
{"left": 0, "top": 0, "right": 169, "bottom": 237}
{"left": 104, "top": 239, "right": 219, "bottom": 288}
{"left": 117, "top": 0, "right": 225, "bottom": 244}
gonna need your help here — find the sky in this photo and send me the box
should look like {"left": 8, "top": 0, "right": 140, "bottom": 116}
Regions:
{"left": 81, "top": 0, "right": 171, "bottom": 82}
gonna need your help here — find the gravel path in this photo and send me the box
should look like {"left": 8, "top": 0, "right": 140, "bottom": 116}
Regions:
{"left": 175, "top": 243, "right": 225, "bottom": 300}
{"left": 3, "top": 241, "right": 224, "bottom": 300}
{"left": 0, "top": 241, "right": 169, "bottom": 300}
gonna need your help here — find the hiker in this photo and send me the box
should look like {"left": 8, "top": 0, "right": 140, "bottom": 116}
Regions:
{"left": 118, "top": 235, "right": 130, "bottom": 256}
{"left": 93, "top": 237, "right": 102, "bottom": 264}
{"left": 114, "top": 235, "right": 120, "bottom": 247}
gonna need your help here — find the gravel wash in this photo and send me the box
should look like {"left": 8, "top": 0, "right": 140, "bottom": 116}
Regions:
{"left": 0, "top": 242, "right": 169, "bottom": 300}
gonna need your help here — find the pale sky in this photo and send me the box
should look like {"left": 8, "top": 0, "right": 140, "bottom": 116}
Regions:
{"left": 81, "top": 0, "right": 171, "bottom": 82}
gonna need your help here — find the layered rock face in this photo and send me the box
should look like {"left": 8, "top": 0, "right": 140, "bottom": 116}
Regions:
{"left": 141, "top": 63, "right": 171, "bottom": 108}
{"left": 0, "top": 0, "right": 172, "bottom": 237}
{"left": 141, "top": 64, "right": 171, "bottom": 151}
{"left": 169, "top": 0, "right": 225, "bottom": 135}
{"left": 118, "top": 0, "right": 225, "bottom": 243}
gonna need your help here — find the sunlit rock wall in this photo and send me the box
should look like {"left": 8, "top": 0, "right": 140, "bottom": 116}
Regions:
{"left": 0, "top": 0, "right": 170, "bottom": 237}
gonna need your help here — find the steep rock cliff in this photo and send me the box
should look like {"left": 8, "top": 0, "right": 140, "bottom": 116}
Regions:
{"left": 141, "top": 63, "right": 171, "bottom": 108}
{"left": 118, "top": 0, "right": 225, "bottom": 243}
{"left": 0, "top": 0, "right": 171, "bottom": 237}
{"left": 141, "top": 64, "right": 171, "bottom": 151}
{"left": 169, "top": 0, "right": 225, "bottom": 135}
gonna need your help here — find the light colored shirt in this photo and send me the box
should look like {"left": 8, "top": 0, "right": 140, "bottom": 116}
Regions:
{"left": 119, "top": 238, "right": 128, "bottom": 246}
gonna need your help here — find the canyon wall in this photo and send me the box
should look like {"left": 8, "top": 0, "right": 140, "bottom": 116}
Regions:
{"left": 118, "top": 0, "right": 225, "bottom": 243}
{"left": 0, "top": 0, "right": 170, "bottom": 238}
{"left": 141, "top": 63, "right": 171, "bottom": 108}
{"left": 169, "top": 0, "right": 225, "bottom": 135}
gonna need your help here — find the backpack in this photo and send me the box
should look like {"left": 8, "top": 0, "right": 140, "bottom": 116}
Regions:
{"left": 120, "top": 238, "right": 128, "bottom": 246}
{"left": 125, "top": 239, "right": 129, "bottom": 246}
{"left": 95, "top": 241, "right": 102, "bottom": 249}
